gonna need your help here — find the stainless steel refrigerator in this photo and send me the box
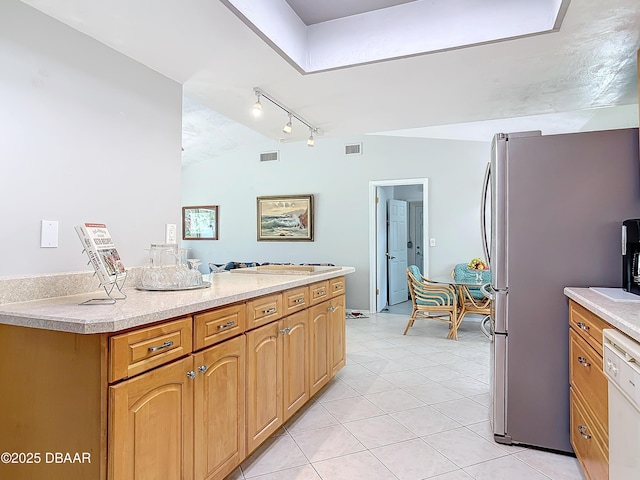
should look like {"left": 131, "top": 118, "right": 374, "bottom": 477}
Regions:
{"left": 481, "top": 128, "right": 640, "bottom": 453}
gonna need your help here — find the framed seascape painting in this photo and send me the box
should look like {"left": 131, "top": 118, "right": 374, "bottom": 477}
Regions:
{"left": 182, "top": 205, "right": 219, "bottom": 240}
{"left": 257, "top": 194, "right": 314, "bottom": 241}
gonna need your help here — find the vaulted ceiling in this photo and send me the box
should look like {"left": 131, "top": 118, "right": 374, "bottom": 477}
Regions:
{"left": 21, "top": 0, "right": 640, "bottom": 162}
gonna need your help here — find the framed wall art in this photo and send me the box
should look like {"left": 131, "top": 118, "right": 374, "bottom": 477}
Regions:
{"left": 182, "top": 205, "right": 219, "bottom": 240}
{"left": 257, "top": 194, "right": 314, "bottom": 241}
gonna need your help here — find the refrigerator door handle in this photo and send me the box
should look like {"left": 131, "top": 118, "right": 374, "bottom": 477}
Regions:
{"left": 481, "top": 162, "right": 491, "bottom": 265}
{"left": 480, "top": 283, "right": 494, "bottom": 300}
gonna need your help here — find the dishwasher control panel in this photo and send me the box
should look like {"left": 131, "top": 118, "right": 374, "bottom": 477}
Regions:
{"left": 603, "top": 329, "right": 640, "bottom": 410}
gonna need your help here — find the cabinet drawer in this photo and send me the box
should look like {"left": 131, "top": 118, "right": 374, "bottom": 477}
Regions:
{"left": 194, "top": 303, "right": 246, "bottom": 350}
{"left": 329, "top": 277, "right": 345, "bottom": 297}
{"left": 246, "top": 293, "right": 283, "bottom": 330}
{"left": 109, "top": 317, "right": 192, "bottom": 382}
{"left": 283, "top": 286, "right": 309, "bottom": 316}
{"left": 569, "top": 300, "right": 610, "bottom": 357}
{"left": 569, "top": 330, "right": 608, "bottom": 440}
{"left": 309, "top": 281, "right": 329, "bottom": 305}
{"left": 570, "top": 389, "right": 609, "bottom": 480}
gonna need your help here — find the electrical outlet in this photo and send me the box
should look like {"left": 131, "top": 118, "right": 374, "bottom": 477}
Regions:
{"left": 165, "top": 224, "right": 177, "bottom": 244}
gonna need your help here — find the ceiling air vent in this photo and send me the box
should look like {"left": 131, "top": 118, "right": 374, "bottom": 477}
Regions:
{"left": 259, "top": 150, "right": 279, "bottom": 162}
{"left": 345, "top": 143, "right": 362, "bottom": 155}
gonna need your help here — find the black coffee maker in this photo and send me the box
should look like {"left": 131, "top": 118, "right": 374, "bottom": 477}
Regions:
{"left": 622, "top": 219, "right": 640, "bottom": 295}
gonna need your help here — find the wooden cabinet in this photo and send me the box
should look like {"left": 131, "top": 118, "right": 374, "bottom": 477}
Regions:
{"left": 309, "top": 301, "right": 331, "bottom": 396}
{"left": 109, "top": 336, "right": 246, "bottom": 480}
{"left": 245, "top": 320, "right": 284, "bottom": 454}
{"left": 283, "top": 286, "right": 309, "bottom": 316}
{"left": 329, "top": 295, "right": 346, "bottom": 376}
{"left": 194, "top": 303, "right": 245, "bottom": 350}
{"left": 569, "top": 300, "right": 610, "bottom": 480}
{"left": 109, "top": 316, "right": 192, "bottom": 382}
{"left": 283, "top": 310, "right": 310, "bottom": 421}
{"left": 193, "top": 336, "right": 245, "bottom": 480}
{"left": 246, "top": 293, "right": 283, "bottom": 330}
{"left": 308, "top": 287, "right": 347, "bottom": 395}
{"left": 0, "top": 274, "right": 347, "bottom": 480}
{"left": 310, "top": 280, "right": 329, "bottom": 305}
{"left": 109, "top": 356, "right": 195, "bottom": 480}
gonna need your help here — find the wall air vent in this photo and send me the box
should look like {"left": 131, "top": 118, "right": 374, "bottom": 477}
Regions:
{"left": 259, "top": 150, "right": 279, "bottom": 162}
{"left": 345, "top": 143, "right": 362, "bottom": 155}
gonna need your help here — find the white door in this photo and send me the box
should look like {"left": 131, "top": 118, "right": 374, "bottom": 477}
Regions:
{"left": 415, "top": 205, "right": 424, "bottom": 273}
{"left": 376, "top": 188, "right": 389, "bottom": 312}
{"left": 388, "top": 199, "right": 408, "bottom": 305}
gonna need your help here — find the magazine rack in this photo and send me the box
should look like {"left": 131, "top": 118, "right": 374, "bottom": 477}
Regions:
{"left": 79, "top": 255, "right": 128, "bottom": 305}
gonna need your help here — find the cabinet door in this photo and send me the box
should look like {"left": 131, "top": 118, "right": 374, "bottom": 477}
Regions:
{"left": 246, "top": 321, "right": 283, "bottom": 454}
{"left": 109, "top": 356, "right": 194, "bottom": 480}
{"left": 309, "top": 302, "right": 331, "bottom": 396}
{"left": 194, "top": 336, "right": 246, "bottom": 480}
{"left": 283, "top": 311, "right": 310, "bottom": 421}
{"left": 329, "top": 295, "right": 346, "bottom": 377}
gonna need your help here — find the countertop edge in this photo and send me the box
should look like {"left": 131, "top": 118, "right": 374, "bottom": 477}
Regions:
{"left": 0, "top": 267, "right": 355, "bottom": 334}
{"left": 564, "top": 287, "right": 640, "bottom": 343}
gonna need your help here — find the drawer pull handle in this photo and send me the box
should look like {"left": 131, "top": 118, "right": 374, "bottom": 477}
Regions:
{"left": 263, "top": 307, "right": 276, "bottom": 314}
{"left": 198, "top": 365, "right": 207, "bottom": 374}
{"left": 187, "top": 370, "right": 196, "bottom": 380}
{"left": 334, "top": 285, "right": 344, "bottom": 290}
{"left": 148, "top": 341, "right": 174, "bottom": 352}
{"left": 577, "top": 425, "right": 591, "bottom": 440}
{"left": 576, "top": 322, "right": 590, "bottom": 331}
{"left": 294, "top": 298, "right": 305, "bottom": 304}
{"left": 317, "top": 290, "right": 326, "bottom": 296}
{"left": 280, "top": 327, "right": 292, "bottom": 335}
{"left": 217, "top": 321, "right": 236, "bottom": 330}
{"left": 577, "top": 356, "right": 591, "bottom": 367}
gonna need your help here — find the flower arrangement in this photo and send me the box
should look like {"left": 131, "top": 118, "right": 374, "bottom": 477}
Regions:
{"left": 467, "top": 257, "right": 488, "bottom": 270}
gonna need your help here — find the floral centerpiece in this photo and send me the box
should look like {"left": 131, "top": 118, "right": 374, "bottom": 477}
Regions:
{"left": 467, "top": 257, "right": 488, "bottom": 270}
{"left": 467, "top": 257, "right": 488, "bottom": 283}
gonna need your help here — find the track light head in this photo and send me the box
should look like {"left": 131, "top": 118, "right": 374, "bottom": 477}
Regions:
{"left": 307, "top": 128, "right": 315, "bottom": 147}
{"left": 251, "top": 92, "right": 262, "bottom": 117}
{"left": 283, "top": 114, "right": 292, "bottom": 134}
{"left": 251, "top": 100, "right": 262, "bottom": 117}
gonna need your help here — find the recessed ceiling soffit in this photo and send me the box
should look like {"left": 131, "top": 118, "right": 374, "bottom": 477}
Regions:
{"left": 220, "top": 0, "right": 571, "bottom": 73}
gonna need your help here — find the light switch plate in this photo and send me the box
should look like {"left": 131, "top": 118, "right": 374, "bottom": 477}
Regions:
{"left": 429, "top": 238, "right": 436, "bottom": 247}
{"left": 165, "top": 223, "right": 177, "bottom": 244}
{"left": 41, "top": 220, "right": 59, "bottom": 248}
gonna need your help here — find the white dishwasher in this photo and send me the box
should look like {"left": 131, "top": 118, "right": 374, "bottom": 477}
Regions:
{"left": 603, "top": 329, "right": 640, "bottom": 479}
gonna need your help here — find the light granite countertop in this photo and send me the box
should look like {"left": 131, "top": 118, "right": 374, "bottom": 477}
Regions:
{"left": 564, "top": 287, "right": 640, "bottom": 343}
{"left": 0, "top": 267, "right": 354, "bottom": 334}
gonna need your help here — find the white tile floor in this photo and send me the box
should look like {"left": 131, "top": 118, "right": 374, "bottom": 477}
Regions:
{"left": 226, "top": 303, "right": 585, "bottom": 480}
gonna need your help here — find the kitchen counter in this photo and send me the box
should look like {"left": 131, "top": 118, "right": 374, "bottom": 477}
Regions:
{"left": 564, "top": 287, "right": 640, "bottom": 343}
{"left": 0, "top": 266, "right": 354, "bottom": 334}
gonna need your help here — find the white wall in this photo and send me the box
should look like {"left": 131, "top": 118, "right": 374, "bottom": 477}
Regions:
{"left": 181, "top": 134, "right": 490, "bottom": 309}
{"left": 0, "top": 1, "right": 183, "bottom": 276}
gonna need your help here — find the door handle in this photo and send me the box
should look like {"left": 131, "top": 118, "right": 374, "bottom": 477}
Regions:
{"left": 385, "top": 253, "right": 396, "bottom": 259}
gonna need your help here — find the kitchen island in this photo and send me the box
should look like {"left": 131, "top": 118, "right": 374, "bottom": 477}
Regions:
{"left": 564, "top": 287, "right": 640, "bottom": 480}
{"left": 0, "top": 267, "right": 353, "bottom": 480}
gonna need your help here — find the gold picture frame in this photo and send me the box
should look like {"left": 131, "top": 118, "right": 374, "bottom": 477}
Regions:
{"left": 182, "top": 205, "right": 219, "bottom": 240}
{"left": 257, "top": 195, "right": 314, "bottom": 241}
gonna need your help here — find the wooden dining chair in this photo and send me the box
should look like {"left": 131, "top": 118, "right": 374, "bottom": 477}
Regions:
{"left": 452, "top": 263, "right": 491, "bottom": 325}
{"left": 405, "top": 265, "right": 460, "bottom": 339}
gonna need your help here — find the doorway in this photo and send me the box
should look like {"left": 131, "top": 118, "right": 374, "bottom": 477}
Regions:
{"left": 368, "top": 179, "right": 429, "bottom": 313}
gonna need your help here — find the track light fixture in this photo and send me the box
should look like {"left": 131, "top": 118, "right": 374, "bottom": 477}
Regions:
{"left": 251, "top": 91, "right": 262, "bottom": 117}
{"left": 283, "top": 114, "right": 292, "bottom": 134}
{"left": 251, "top": 87, "right": 320, "bottom": 144}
